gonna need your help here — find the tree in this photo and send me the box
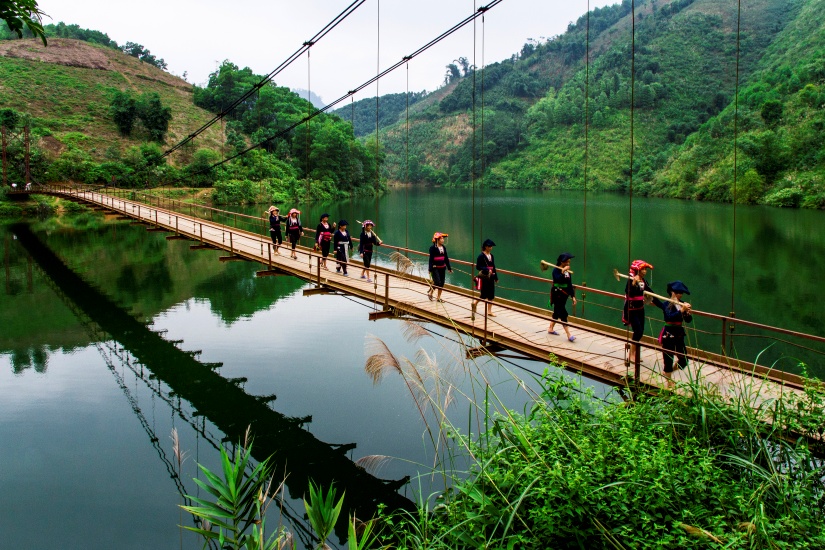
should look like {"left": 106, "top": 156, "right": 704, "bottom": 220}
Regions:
{"left": 760, "top": 100, "right": 783, "bottom": 128}
{"left": 444, "top": 63, "right": 461, "bottom": 85}
{"left": 137, "top": 93, "right": 172, "bottom": 142}
{"left": 0, "top": 0, "right": 46, "bottom": 45}
{"left": 109, "top": 91, "right": 137, "bottom": 136}
{"left": 120, "top": 41, "right": 167, "bottom": 70}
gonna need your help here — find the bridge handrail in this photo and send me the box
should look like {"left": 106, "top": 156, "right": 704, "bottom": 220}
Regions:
{"left": 50, "top": 184, "right": 825, "bottom": 350}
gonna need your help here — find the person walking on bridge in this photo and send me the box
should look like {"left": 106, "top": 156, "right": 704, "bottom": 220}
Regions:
{"left": 334, "top": 220, "right": 353, "bottom": 276}
{"left": 315, "top": 213, "right": 335, "bottom": 270}
{"left": 265, "top": 206, "right": 282, "bottom": 255}
{"left": 472, "top": 239, "right": 499, "bottom": 318}
{"left": 427, "top": 232, "right": 452, "bottom": 302}
{"left": 547, "top": 252, "right": 577, "bottom": 342}
{"left": 285, "top": 208, "right": 303, "bottom": 260}
{"left": 359, "top": 220, "right": 381, "bottom": 282}
{"left": 656, "top": 281, "right": 692, "bottom": 385}
{"left": 623, "top": 259, "right": 654, "bottom": 365}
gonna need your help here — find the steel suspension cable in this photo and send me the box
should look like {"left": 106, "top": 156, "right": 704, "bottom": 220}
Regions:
{"left": 583, "top": 0, "right": 590, "bottom": 294}
{"left": 162, "top": 0, "right": 367, "bottom": 158}
{"left": 375, "top": 0, "right": 381, "bottom": 222}
{"left": 405, "top": 62, "right": 410, "bottom": 251}
{"left": 480, "top": 12, "right": 486, "bottom": 248}
{"left": 305, "top": 46, "right": 312, "bottom": 203}
{"left": 173, "top": 1, "right": 503, "bottom": 185}
{"left": 731, "top": 0, "right": 742, "bottom": 327}
{"left": 625, "top": 0, "right": 637, "bottom": 349}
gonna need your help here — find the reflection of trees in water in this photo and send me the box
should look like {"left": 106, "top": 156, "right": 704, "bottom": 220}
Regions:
{"left": 10, "top": 346, "right": 49, "bottom": 374}
{"left": 14, "top": 221, "right": 414, "bottom": 546}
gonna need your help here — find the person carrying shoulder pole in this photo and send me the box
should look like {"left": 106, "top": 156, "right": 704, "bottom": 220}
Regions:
{"left": 547, "top": 252, "right": 577, "bottom": 342}
{"left": 622, "top": 259, "right": 654, "bottom": 365}
{"left": 472, "top": 239, "right": 499, "bottom": 317}
{"left": 655, "top": 281, "right": 693, "bottom": 386}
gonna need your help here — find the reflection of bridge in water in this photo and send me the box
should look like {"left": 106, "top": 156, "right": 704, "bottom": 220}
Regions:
{"left": 17, "top": 185, "right": 825, "bottom": 412}
{"left": 13, "top": 222, "right": 415, "bottom": 544}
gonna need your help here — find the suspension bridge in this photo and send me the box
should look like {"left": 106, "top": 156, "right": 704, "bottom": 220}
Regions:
{"left": 11, "top": 218, "right": 415, "bottom": 539}
{"left": 13, "top": 184, "right": 824, "bottom": 418}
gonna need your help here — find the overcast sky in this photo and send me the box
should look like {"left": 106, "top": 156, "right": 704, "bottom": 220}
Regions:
{"left": 36, "top": 0, "right": 616, "bottom": 103}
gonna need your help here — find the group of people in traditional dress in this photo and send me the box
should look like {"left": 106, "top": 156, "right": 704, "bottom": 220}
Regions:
{"left": 264, "top": 207, "right": 691, "bottom": 380}
{"left": 547, "top": 254, "right": 693, "bottom": 381}
{"left": 265, "top": 207, "right": 382, "bottom": 279}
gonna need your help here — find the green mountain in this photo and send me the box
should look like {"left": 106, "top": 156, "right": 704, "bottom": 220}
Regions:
{"left": 371, "top": 0, "right": 824, "bottom": 207}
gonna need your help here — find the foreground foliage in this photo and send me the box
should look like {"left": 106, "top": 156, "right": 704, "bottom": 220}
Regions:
{"left": 380, "top": 366, "right": 825, "bottom": 549}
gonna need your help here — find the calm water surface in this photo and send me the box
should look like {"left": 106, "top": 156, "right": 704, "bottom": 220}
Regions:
{"left": 1, "top": 188, "right": 823, "bottom": 548}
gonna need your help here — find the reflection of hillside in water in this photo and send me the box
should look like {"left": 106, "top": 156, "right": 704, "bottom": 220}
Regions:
{"left": 13, "top": 222, "right": 414, "bottom": 542}
{"left": 1, "top": 222, "right": 305, "bottom": 358}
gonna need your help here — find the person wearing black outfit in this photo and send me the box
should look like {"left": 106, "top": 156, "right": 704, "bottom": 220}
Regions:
{"left": 472, "top": 239, "right": 499, "bottom": 318}
{"left": 655, "top": 281, "right": 693, "bottom": 384}
{"left": 358, "top": 220, "right": 381, "bottom": 282}
{"left": 623, "top": 259, "right": 654, "bottom": 364}
{"left": 333, "top": 220, "right": 353, "bottom": 276}
{"left": 285, "top": 208, "right": 303, "bottom": 260}
{"left": 547, "top": 252, "right": 577, "bottom": 342}
{"left": 265, "top": 206, "right": 282, "bottom": 255}
{"left": 315, "top": 213, "right": 335, "bottom": 270}
{"left": 427, "top": 232, "right": 452, "bottom": 302}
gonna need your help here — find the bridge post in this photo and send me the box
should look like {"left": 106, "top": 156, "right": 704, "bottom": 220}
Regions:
{"left": 230, "top": 232, "right": 234, "bottom": 255}
{"left": 483, "top": 303, "right": 488, "bottom": 347}
{"left": 317, "top": 256, "right": 321, "bottom": 287}
{"left": 384, "top": 273, "right": 389, "bottom": 310}
{"left": 175, "top": 215, "right": 179, "bottom": 236}
{"left": 634, "top": 344, "right": 641, "bottom": 383}
{"left": 200, "top": 223, "right": 203, "bottom": 244}
{"left": 268, "top": 241, "right": 272, "bottom": 269}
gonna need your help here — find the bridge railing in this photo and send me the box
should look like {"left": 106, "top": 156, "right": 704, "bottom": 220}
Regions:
{"left": 47, "top": 183, "right": 825, "bottom": 374}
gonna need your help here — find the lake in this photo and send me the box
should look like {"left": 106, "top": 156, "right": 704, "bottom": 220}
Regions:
{"left": 1, "top": 188, "right": 823, "bottom": 548}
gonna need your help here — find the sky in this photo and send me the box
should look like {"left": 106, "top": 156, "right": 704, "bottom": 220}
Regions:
{"left": 35, "top": 0, "right": 617, "bottom": 104}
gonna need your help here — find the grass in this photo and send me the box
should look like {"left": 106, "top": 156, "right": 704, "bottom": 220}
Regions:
{"left": 0, "top": 40, "right": 223, "bottom": 165}
{"left": 359, "top": 319, "right": 825, "bottom": 549}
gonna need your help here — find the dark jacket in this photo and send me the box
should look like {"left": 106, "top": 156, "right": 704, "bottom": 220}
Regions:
{"left": 476, "top": 253, "right": 498, "bottom": 282}
{"left": 656, "top": 300, "right": 692, "bottom": 337}
{"left": 428, "top": 245, "right": 451, "bottom": 272}
{"left": 269, "top": 214, "right": 283, "bottom": 233}
{"left": 551, "top": 267, "right": 575, "bottom": 299}
{"left": 625, "top": 277, "right": 650, "bottom": 310}
{"left": 285, "top": 217, "right": 302, "bottom": 236}
{"left": 334, "top": 229, "right": 353, "bottom": 252}
{"left": 359, "top": 231, "right": 381, "bottom": 254}
{"left": 316, "top": 222, "right": 334, "bottom": 244}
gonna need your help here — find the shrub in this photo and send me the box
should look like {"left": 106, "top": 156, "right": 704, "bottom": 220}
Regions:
{"left": 762, "top": 186, "right": 803, "bottom": 207}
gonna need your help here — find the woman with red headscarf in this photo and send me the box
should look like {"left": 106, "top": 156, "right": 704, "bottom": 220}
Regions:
{"left": 623, "top": 259, "right": 654, "bottom": 364}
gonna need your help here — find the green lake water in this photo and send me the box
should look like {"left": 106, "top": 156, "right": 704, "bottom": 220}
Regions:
{"left": 1, "top": 188, "right": 823, "bottom": 548}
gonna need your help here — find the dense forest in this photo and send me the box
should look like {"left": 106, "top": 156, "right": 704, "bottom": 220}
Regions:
{"left": 3, "top": 0, "right": 825, "bottom": 207}
{"left": 367, "top": 0, "right": 824, "bottom": 208}
{"left": 0, "top": 39, "right": 380, "bottom": 204}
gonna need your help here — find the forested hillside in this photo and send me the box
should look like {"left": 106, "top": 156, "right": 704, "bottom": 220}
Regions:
{"left": 374, "top": 0, "right": 824, "bottom": 208}
{"left": 0, "top": 36, "right": 379, "bottom": 203}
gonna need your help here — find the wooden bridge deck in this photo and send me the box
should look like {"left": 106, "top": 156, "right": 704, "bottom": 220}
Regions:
{"left": 28, "top": 186, "right": 810, "bottom": 407}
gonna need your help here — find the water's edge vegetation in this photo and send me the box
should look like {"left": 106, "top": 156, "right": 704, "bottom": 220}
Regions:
{"left": 186, "top": 350, "right": 825, "bottom": 549}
